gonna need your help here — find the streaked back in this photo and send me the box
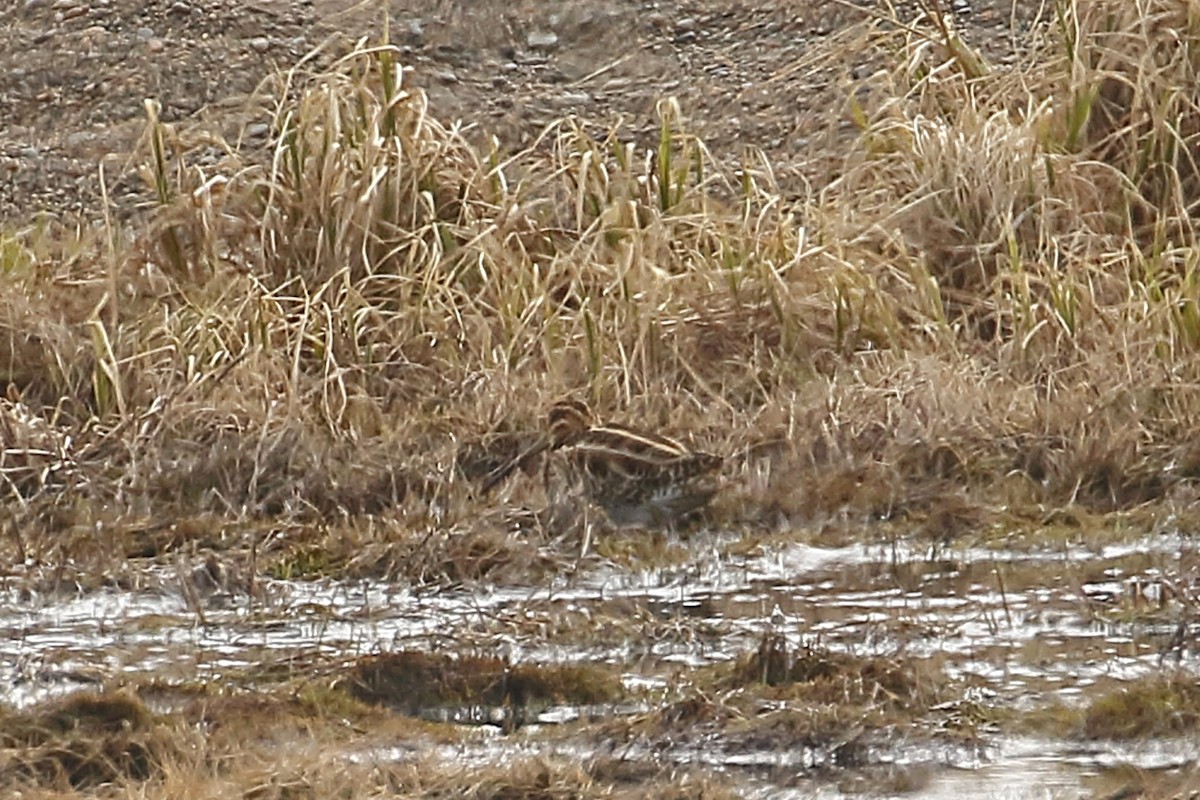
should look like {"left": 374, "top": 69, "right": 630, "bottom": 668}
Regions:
{"left": 547, "top": 399, "right": 593, "bottom": 447}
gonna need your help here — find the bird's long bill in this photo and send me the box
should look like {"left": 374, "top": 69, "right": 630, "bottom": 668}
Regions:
{"left": 478, "top": 436, "right": 553, "bottom": 495}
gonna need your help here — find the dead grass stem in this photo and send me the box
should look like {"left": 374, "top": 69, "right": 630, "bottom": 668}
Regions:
{"left": 5, "top": 0, "right": 1200, "bottom": 569}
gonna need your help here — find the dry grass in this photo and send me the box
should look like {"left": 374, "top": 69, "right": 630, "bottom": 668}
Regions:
{"left": 1083, "top": 674, "right": 1200, "bottom": 740}
{"left": 5, "top": 1, "right": 1200, "bottom": 561}
{"left": 6, "top": 0, "right": 1200, "bottom": 791}
{"left": 582, "top": 633, "right": 950, "bottom": 774}
{"left": 0, "top": 686, "right": 741, "bottom": 799}
{"left": 1022, "top": 673, "right": 1200, "bottom": 742}
{"left": 0, "top": 13, "right": 1193, "bottom": 579}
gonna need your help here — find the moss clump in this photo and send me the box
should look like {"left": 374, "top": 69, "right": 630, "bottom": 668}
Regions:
{"left": 345, "top": 651, "right": 622, "bottom": 720}
{"left": 0, "top": 691, "right": 152, "bottom": 747}
{"left": 1022, "top": 675, "right": 1200, "bottom": 740}
{"left": 0, "top": 690, "right": 174, "bottom": 789}
{"left": 270, "top": 544, "right": 343, "bottom": 580}
{"left": 1082, "top": 676, "right": 1200, "bottom": 740}
{"left": 295, "top": 682, "right": 376, "bottom": 719}
{"left": 724, "top": 634, "right": 936, "bottom": 710}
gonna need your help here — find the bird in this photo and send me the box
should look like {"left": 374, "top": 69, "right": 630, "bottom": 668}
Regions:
{"left": 508, "top": 398, "right": 724, "bottom": 529}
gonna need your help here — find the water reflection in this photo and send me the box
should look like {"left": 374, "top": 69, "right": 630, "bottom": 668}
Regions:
{"left": 3, "top": 532, "right": 1198, "bottom": 796}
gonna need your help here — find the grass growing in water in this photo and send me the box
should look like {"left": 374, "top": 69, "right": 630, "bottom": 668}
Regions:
{"left": 5, "top": 1, "right": 1200, "bottom": 791}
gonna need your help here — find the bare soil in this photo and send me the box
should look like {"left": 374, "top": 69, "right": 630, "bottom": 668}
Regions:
{"left": 2, "top": 0, "right": 1043, "bottom": 222}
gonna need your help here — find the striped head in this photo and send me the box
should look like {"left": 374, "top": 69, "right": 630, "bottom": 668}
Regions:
{"left": 547, "top": 399, "right": 593, "bottom": 447}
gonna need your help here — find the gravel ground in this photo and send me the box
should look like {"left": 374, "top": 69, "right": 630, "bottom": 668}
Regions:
{"left": 0, "top": 0, "right": 1047, "bottom": 223}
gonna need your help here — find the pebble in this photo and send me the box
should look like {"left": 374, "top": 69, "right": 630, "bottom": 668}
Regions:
{"left": 402, "top": 18, "right": 424, "bottom": 43}
{"left": 646, "top": 11, "right": 670, "bottom": 32}
{"left": 527, "top": 31, "right": 558, "bottom": 51}
{"left": 550, "top": 91, "right": 591, "bottom": 107}
{"left": 0, "top": 0, "right": 1037, "bottom": 229}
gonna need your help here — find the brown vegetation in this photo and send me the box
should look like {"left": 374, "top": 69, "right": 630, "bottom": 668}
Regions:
{"left": 1083, "top": 675, "right": 1200, "bottom": 740}
{"left": 346, "top": 650, "right": 622, "bottom": 721}
{"left": 1022, "top": 673, "right": 1200, "bottom": 749}
{"left": 6, "top": 1, "right": 1200, "bottom": 568}
{"left": 0, "top": 692, "right": 175, "bottom": 790}
{"left": 0, "top": 686, "right": 736, "bottom": 799}
{"left": 580, "top": 633, "right": 952, "bottom": 775}
{"left": 6, "top": 0, "right": 1200, "bottom": 795}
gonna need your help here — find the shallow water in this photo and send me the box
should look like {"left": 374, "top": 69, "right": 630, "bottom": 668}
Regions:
{"left": 3, "top": 529, "right": 1197, "bottom": 796}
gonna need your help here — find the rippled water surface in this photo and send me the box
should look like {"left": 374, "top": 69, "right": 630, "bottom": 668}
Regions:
{"left": 4, "top": 529, "right": 1198, "bottom": 797}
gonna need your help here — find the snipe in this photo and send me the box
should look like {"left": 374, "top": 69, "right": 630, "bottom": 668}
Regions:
{"left": 541, "top": 399, "right": 723, "bottom": 528}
